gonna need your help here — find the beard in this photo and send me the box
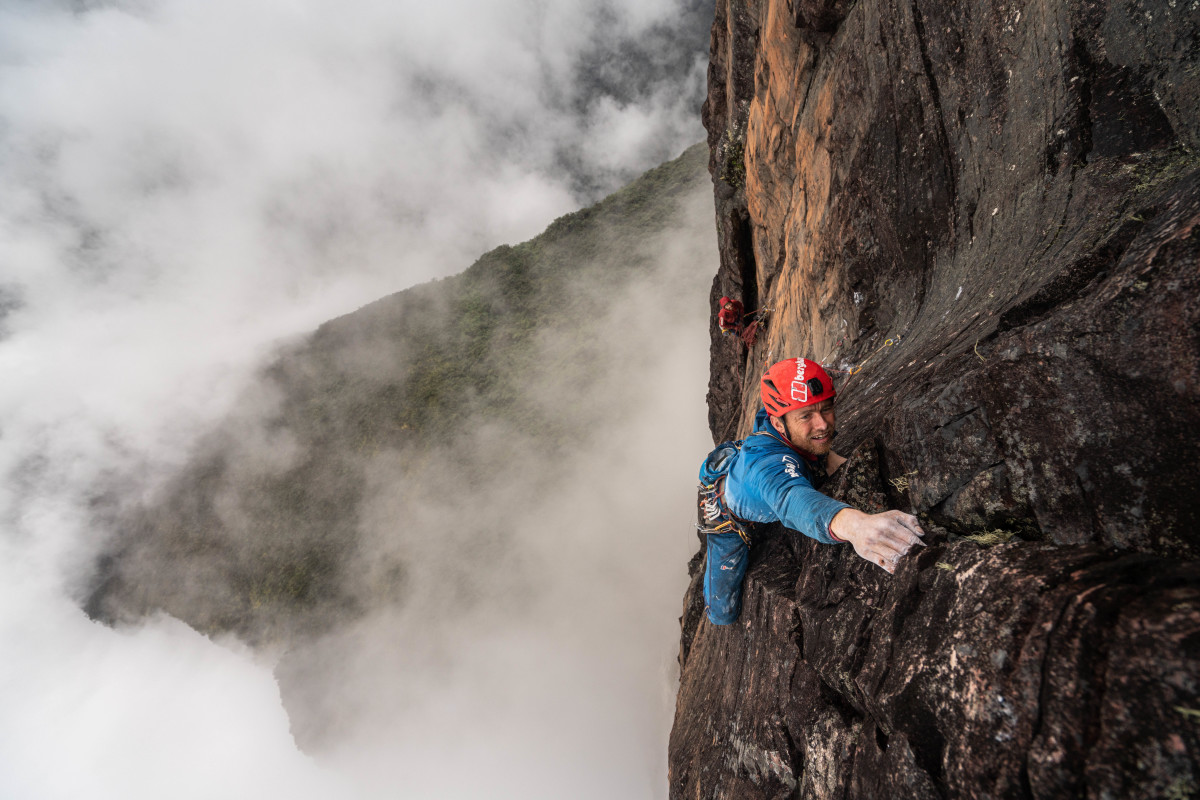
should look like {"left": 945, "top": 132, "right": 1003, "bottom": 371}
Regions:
{"left": 784, "top": 421, "right": 836, "bottom": 457}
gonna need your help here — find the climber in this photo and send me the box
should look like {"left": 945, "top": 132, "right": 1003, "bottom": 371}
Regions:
{"left": 717, "top": 296, "right": 744, "bottom": 334}
{"left": 716, "top": 296, "right": 763, "bottom": 347}
{"left": 697, "top": 357, "right": 926, "bottom": 624}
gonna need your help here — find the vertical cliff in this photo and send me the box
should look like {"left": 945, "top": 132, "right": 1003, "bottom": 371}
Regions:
{"left": 675, "top": 0, "right": 1200, "bottom": 796}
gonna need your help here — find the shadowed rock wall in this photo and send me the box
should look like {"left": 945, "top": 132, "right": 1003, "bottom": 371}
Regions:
{"left": 673, "top": 446, "right": 1200, "bottom": 798}
{"left": 676, "top": 0, "right": 1200, "bottom": 795}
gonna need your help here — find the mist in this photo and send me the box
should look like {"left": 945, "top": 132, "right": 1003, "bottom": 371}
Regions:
{"left": 0, "top": 1, "right": 715, "bottom": 798}
{"left": 267, "top": 191, "right": 717, "bottom": 798}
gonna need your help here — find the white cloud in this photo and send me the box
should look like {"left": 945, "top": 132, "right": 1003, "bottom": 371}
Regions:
{"left": 0, "top": 589, "right": 351, "bottom": 799}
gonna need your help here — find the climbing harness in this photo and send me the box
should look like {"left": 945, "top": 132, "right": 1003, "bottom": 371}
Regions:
{"left": 696, "top": 435, "right": 770, "bottom": 546}
{"left": 696, "top": 435, "right": 770, "bottom": 625}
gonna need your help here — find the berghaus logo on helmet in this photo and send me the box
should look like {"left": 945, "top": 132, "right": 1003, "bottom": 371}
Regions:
{"left": 792, "top": 362, "right": 811, "bottom": 407}
{"left": 791, "top": 375, "right": 825, "bottom": 403}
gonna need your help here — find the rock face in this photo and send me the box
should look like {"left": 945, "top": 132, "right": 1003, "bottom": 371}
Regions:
{"left": 672, "top": 447, "right": 1200, "bottom": 798}
{"left": 675, "top": 0, "right": 1200, "bottom": 796}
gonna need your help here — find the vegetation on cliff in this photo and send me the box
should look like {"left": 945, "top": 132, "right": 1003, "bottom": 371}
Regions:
{"left": 87, "top": 143, "right": 712, "bottom": 645}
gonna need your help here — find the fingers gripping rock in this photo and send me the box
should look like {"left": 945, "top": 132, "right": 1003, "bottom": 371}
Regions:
{"left": 839, "top": 509, "right": 927, "bottom": 573}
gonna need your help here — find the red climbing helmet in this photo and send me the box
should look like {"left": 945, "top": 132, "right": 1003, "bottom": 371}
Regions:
{"left": 718, "top": 296, "right": 732, "bottom": 307}
{"left": 760, "top": 358, "right": 836, "bottom": 417}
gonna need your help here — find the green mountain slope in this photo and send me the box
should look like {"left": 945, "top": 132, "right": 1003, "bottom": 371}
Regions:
{"left": 87, "top": 143, "right": 713, "bottom": 645}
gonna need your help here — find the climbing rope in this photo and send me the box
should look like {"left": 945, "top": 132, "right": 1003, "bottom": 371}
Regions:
{"left": 823, "top": 334, "right": 903, "bottom": 375}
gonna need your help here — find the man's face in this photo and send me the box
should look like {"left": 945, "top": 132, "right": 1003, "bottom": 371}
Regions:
{"left": 780, "top": 399, "right": 837, "bottom": 455}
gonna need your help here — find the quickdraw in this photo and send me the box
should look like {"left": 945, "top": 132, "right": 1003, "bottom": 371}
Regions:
{"left": 697, "top": 477, "right": 754, "bottom": 546}
{"left": 824, "top": 334, "right": 903, "bottom": 375}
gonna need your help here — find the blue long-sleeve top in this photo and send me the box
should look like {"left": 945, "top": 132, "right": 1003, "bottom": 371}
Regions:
{"left": 723, "top": 408, "right": 851, "bottom": 544}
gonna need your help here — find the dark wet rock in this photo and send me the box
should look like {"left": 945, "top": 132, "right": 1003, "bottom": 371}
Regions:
{"left": 672, "top": 447, "right": 1200, "bottom": 799}
{"left": 675, "top": 0, "right": 1200, "bottom": 794}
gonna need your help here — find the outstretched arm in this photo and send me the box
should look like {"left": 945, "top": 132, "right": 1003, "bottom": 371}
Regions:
{"left": 830, "top": 508, "right": 925, "bottom": 574}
